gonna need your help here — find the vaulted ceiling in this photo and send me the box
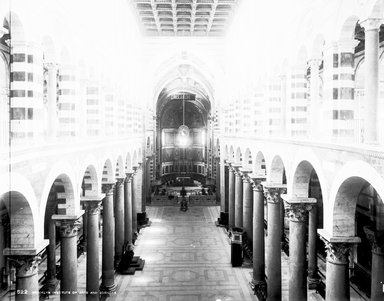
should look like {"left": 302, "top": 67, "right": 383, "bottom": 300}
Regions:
{"left": 131, "top": 0, "right": 239, "bottom": 36}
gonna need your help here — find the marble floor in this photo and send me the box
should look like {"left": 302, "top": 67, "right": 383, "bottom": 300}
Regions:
{"left": 111, "top": 206, "right": 257, "bottom": 301}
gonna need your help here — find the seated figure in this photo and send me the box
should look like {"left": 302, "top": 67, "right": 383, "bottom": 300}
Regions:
{"left": 118, "top": 242, "right": 134, "bottom": 273}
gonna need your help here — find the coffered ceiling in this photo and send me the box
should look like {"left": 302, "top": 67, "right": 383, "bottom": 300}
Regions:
{"left": 131, "top": 0, "right": 239, "bottom": 36}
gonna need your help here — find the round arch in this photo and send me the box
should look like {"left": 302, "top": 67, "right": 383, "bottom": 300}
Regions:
{"left": 80, "top": 164, "right": 99, "bottom": 198}
{"left": 126, "top": 152, "right": 132, "bottom": 173}
{"left": 268, "top": 154, "right": 287, "bottom": 184}
{"left": 101, "top": 158, "right": 114, "bottom": 184}
{"left": 254, "top": 151, "right": 267, "bottom": 177}
{"left": 329, "top": 160, "right": 384, "bottom": 237}
{"left": 132, "top": 150, "right": 138, "bottom": 167}
{"left": 115, "top": 155, "right": 125, "bottom": 178}
{"left": 243, "top": 148, "right": 253, "bottom": 170}
{"left": 229, "top": 146, "right": 235, "bottom": 162}
{"left": 0, "top": 172, "right": 39, "bottom": 246}
{"left": 40, "top": 162, "right": 78, "bottom": 222}
{"left": 235, "top": 147, "right": 242, "bottom": 164}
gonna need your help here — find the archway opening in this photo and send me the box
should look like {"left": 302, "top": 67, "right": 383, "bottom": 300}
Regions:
{"left": 156, "top": 87, "right": 211, "bottom": 187}
{"left": 0, "top": 191, "right": 34, "bottom": 292}
{"left": 333, "top": 177, "right": 384, "bottom": 297}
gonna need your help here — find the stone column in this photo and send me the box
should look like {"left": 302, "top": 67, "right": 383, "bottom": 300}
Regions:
{"left": 81, "top": 209, "right": 88, "bottom": 253}
{"left": 250, "top": 179, "right": 267, "bottom": 300}
{"left": 124, "top": 173, "right": 133, "bottom": 244}
{"left": 100, "top": 183, "right": 116, "bottom": 293}
{"left": 283, "top": 197, "right": 316, "bottom": 301}
{"left": 280, "top": 200, "right": 286, "bottom": 251}
{"left": 308, "top": 205, "right": 320, "bottom": 288}
{"left": 228, "top": 165, "right": 236, "bottom": 228}
{"left": 215, "top": 157, "right": 221, "bottom": 205}
{"left": 81, "top": 198, "right": 102, "bottom": 301}
{"left": 242, "top": 171, "right": 253, "bottom": 242}
{"left": 234, "top": 167, "right": 243, "bottom": 228}
{"left": 52, "top": 214, "right": 83, "bottom": 301}
{"left": 0, "top": 219, "right": 6, "bottom": 283}
{"left": 46, "top": 62, "right": 58, "bottom": 141}
{"left": 319, "top": 231, "right": 360, "bottom": 301}
{"left": 45, "top": 218, "right": 58, "bottom": 291}
{"left": 263, "top": 184, "right": 286, "bottom": 301}
{"left": 360, "top": 18, "right": 383, "bottom": 143}
{"left": 364, "top": 227, "right": 384, "bottom": 301}
{"left": 224, "top": 164, "right": 229, "bottom": 212}
{"left": 131, "top": 170, "right": 138, "bottom": 234}
{"left": 114, "top": 178, "right": 125, "bottom": 265}
{"left": 8, "top": 255, "right": 40, "bottom": 301}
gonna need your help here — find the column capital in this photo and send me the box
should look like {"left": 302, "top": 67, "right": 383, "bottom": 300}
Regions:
{"left": 360, "top": 18, "right": 384, "bottom": 31}
{"left": 318, "top": 229, "right": 360, "bottom": 264}
{"left": 52, "top": 213, "right": 83, "bottom": 238}
{"left": 322, "top": 241, "right": 352, "bottom": 264}
{"left": 81, "top": 197, "right": 103, "bottom": 215}
{"left": 364, "top": 226, "right": 384, "bottom": 254}
{"left": 240, "top": 168, "right": 252, "bottom": 182}
{"left": 102, "top": 182, "right": 115, "bottom": 194}
{"left": 251, "top": 176, "right": 266, "bottom": 191}
{"left": 125, "top": 172, "right": 134, "bottom": 183}
{"left": 281, "top": 195, "right": 316, "bottom": 222}
{"left": 229, "top": 163, "right": 241, "bottom": 173}
{"left": 262, "top": 183, "right": 287, "bottom": 204}
{"left": 115, "top": 177, "right": 125, "bottom": 186}
{"left": 8, "top": 255, "right": 40, "bottom": 278}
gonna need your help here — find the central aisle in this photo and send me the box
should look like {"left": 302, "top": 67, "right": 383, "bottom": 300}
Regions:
{"left": 112, "top": 206, "right": 257, "bottom": 301}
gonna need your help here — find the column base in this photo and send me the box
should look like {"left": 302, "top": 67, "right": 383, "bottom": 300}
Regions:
{"left": 114, "top": 256, "right": 122, "bottom": 269}
{"left": 216, "top": 212, "right": 229, "bottom": 228}
{"left": 137, "top": 212, "right": 151, "bottom": 229}
{"left": 307, "top": 275, "right": 321, "bottom": 290}
{"left": 100, "top": 282, "right": 117, "bottom": 294}
{"left": 250, "top": 279, "right": 267, "bottom": 300}
{"left": 41, "top": 278, "right": 59, "bottom": 296}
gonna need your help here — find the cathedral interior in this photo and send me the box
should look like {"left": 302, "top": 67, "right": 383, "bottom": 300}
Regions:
{"left": 1, "top": 0, "right": 384, "bottom": 300}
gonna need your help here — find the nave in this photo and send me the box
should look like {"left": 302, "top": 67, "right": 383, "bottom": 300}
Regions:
{"left": 109, "top": 206, "right": 256, "bottom": 301}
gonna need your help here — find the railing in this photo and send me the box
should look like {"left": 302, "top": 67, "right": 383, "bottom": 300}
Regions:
{"left": 0, "top": 135, "right": 144, "bottom": 167}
